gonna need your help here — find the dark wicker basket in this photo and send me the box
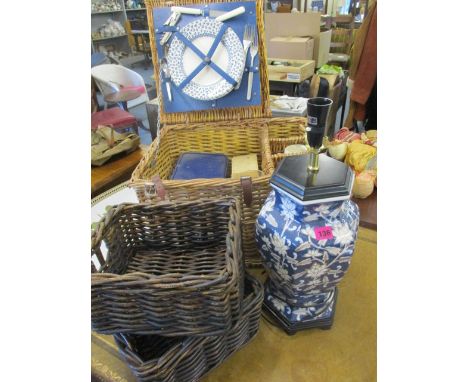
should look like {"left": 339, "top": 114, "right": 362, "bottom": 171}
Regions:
{"left": 91, "top": 198, "right": 244, "bottom": 336}
{"left": 114, "top": 274, "right": 263, "bottom": 382}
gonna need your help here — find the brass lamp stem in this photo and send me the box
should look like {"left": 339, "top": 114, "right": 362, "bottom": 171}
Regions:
{"left": 304, "top": 131, "right": 326, "bottom": 172}
{"left": 308, "top": 147, "right": 321, "bottom": 172}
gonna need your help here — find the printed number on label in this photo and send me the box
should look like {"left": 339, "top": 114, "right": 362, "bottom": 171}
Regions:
{"left": 314, "top": 226, "right": 334, "bottom": 240}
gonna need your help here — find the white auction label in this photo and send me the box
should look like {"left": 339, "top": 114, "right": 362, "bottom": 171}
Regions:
{"left": 286, "top": 73, "right": 300, "bottom": 81}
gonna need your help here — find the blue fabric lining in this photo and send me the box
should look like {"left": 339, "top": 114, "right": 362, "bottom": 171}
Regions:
{"left": 152, "top": 1, "right": 261, "bottom": 113}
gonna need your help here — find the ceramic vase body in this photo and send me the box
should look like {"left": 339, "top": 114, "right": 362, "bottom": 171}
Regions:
{"left": 256, "top": 188, "right": 359, "bottom": 326}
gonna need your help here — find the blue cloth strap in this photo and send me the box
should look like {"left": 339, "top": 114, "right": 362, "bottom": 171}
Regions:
{"left": 174, "top": 31, "right": 206, "bottom": 61}
{"left": 173, "top": 25, "right": 237, "bottom": 90}
{"left": 178, "top": 60, "right": 206, "bottom": 90}
{"left": 207, "top": 23, "right": 228, "bottom": 58}
{"left": 156, "top": 25, "right": 178, "bottom": 33}
{"left": 207, "top": 62, "right": 237, "bottom": 86}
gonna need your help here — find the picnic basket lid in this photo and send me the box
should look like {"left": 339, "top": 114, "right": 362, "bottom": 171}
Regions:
{"left": 145, "top": 0, "right": 271, "bottom": 125}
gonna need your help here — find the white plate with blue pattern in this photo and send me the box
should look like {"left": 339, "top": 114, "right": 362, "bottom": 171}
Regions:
{"left": 166, "top": 18, "right": 245, "bottom": 101}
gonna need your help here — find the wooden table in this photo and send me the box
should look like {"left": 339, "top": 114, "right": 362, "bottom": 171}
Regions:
{"left": 91, "top": 148, "right": 143, "bottom": 198}
{"left": 352, "top": 189, "right": 377, "bottom": 230}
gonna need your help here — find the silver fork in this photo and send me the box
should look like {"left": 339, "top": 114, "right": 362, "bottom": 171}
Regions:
{"left": 246, "top": 25, "right": 258, "bottom": 101}
{"left": 235, "top": 25, "right": 252, "bottom": 90}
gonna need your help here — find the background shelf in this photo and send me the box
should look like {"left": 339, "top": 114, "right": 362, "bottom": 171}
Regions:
{"left": 92, "top": 34, "right": 127, "bottom": 42}
{"left": 91, "top": 10, "right": 123, "bottom": 15}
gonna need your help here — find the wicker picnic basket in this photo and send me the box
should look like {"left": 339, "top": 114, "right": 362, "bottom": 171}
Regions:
{"left": 131, "top": 120, "right": 273, "bottom": 267}
{"left": 144, "top": 0, "right": 271, "bottom": 125}
{"left": 135, "top": 0, "right": 308, "bottom": 267}
{"left": 114, "top": 274, "right": 263, "bottom": 382}
{"left": 91, "top": 197, "right": 244, "bottom": 336}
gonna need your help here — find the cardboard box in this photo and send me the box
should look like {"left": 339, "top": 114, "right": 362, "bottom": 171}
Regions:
{"left": 268, "top": 37, "right": 315, "bottom": 60}
{"left": 277, "top": 4, "right": 292, "bottom": 13}
{"left": 313, "top": 30, "right": 332, "bottom": 68}
{"left": 267, "top": 58, "right": 316, "bottom": 83}
{"left": 265, "top": 12, "right": 321, "bottom": 41}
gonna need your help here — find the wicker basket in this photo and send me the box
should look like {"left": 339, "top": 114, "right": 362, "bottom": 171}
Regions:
{"left": 91, "top": 198, "right": 244, "bottom": 336}
{"left": 130, "top": 120, "right": 274, "bottom": 267}
{"left": 137, "top": 0, "right": 309, "bottom": 266}
{"left": 267, "top": 117, "right": 308, "bottom": 169}
{"left": 114, "top": 274, "right": 263, "bottom": 382}
{"left": 267, "top": 117, "right": 307, "bottom": 155}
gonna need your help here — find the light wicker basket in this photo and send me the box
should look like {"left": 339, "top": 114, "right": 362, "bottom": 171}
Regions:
{"left": 114, "top": 274, "right": 263, "bottom": 382}
{"left": 136, "top": 0, "right": 308, "bottom": 267}
{"left": 130, "top": 120, "right": 273, "bottom": 267}
{"left": 267, "top": 117, "right": 308, "bottom": 169}
{"left": 267, "top": 117, "right": 307, "bottom": 155}
{"left": 91, "top": 197, "right": 244, "bottom": 336}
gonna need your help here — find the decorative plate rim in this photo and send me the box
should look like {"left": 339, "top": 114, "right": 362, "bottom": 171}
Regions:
{"left": 167, "top": 18, "right": 245, "bottom": 101}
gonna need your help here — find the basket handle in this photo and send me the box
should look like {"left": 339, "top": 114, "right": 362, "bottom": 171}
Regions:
{"left": 240, "top": 177, "right": 253, "bottom": 207}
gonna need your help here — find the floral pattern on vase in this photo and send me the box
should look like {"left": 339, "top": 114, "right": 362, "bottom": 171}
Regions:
{"left": 256, "top": 189, "right": 359, "bottom": 324}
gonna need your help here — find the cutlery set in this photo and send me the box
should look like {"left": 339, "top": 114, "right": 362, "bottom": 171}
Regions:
{"left": 157, "top": 4, "right": 259, "bottom": 104}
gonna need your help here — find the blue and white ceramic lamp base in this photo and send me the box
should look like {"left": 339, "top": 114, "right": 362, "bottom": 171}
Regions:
{"left": 256, "top": 190, "right": 359, "bottom": 333}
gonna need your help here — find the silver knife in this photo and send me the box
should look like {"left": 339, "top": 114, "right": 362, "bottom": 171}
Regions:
{"left": 160, "top": 58, "right": 172, "bottom": 102}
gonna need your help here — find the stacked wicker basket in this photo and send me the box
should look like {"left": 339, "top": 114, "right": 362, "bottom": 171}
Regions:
{"left": 129, "top": 0, "right": 308, "bottom": 267}
{"left": 91, "top": 198, "right": 264, "bottom": 381}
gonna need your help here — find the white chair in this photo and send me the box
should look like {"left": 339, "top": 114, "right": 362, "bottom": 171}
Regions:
{"left": 91, "top": 64, "right": 149, "bottom": 110}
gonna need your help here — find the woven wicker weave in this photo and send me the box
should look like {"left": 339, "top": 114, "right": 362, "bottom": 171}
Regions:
{"left": 91, "top": 198, "right": 244, "bottom": 336}
{"left": 114, "top": 274, "right": 263, "bottom": 382}
{"left": 145, "top": 0, "right": 271, "bottom": 124}
{"left": 267, "top": 117, "right": 308, "bottom": 169}
{"left": 130, "top": 120, "right": 274, "bottom": 267}
{"left": 267, "top": 117, "right": 307, "bottom": 155}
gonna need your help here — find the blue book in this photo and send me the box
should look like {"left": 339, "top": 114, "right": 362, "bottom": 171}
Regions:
{"left": 171, "top": 152, "right": 229, "bottom": 180}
